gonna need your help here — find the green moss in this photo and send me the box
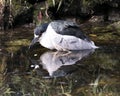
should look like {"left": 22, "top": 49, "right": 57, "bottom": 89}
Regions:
{"left": 92, "top": 27, "right": 104, "bottom": 33}
{"left": 6, "top": 39, "right": 30, "bottom": 46}
{"left": 5, "top": 39, "right": 30, "bottom": 52}
{"left": 81, "top": 21, "right": 120, "bottom": 44}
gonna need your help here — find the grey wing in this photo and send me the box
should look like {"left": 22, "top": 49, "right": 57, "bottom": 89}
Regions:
{"left": 51, "top": 20, "right": 91, "bottom": 42}
{"left": 50, "top": 20, "right": 78, "bottom": 32}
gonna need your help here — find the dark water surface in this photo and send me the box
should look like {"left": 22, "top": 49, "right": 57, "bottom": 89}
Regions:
{"left": 0, "top": 29, "right": 120, "bottom": 96}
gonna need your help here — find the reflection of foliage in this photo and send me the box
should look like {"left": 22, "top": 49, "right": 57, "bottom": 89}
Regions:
{"left": 0, "top": 27, "right": 33, "bottom": 53}
{"left": 0, "top": 47, "right": 119, "bottom": 96}
{"left": 81, "top": 49, "right": 119, "bottom": 70}
{"left": 1, "top": 72, "right": 119, "bottom": 96}
{"left": 94, "top": 53, "right": 118, "bottom": 70}
{"left": 0, "top": 56, "right": 7, "bottom": 88}
{"left": 0, "top": 55, "right": 15, "bottom": 95}
{"left": 72, "top": 74, "right": 120, "bottom": 96}
{"left": 5, "top": 39, "right": 30, "bottom": 52}
{"left": 90, "top": 74, "right": 120, "bottom": 96}
{"left": 1, "top": 74, "right": 73, "bottom": 96}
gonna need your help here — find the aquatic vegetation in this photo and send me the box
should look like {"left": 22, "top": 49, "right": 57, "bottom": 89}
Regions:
{"left": 4, "top": 39, "right": 30, "bottom": 52}
{"left": 81, "top": 21, "right": 120, "bottom": 45}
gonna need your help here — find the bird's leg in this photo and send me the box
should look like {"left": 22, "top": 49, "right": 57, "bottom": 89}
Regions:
{"left": 54, "top": 43, "right": 72, "bottom": 56}
{"left": 61, "top": 50, "right": 72, "bottom": 56}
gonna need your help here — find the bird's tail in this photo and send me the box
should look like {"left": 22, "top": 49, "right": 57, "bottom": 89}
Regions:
{"left": 90, "top": 41, "right": 99, "bottom": 49}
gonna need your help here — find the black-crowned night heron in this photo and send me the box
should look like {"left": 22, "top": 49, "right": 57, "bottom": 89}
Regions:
{"left": 29, "top": 20, "right": 98, "bottom": 51}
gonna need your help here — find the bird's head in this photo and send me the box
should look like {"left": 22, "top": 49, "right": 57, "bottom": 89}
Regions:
{"left": 29, "top": 23, "right": 49, "bottom": 49}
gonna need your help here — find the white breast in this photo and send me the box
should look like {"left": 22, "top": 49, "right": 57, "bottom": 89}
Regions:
{"left": 40, "top": 24, "right": 62, "bottom": 49}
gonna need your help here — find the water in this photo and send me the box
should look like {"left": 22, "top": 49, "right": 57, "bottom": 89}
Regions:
{"left": 0, "top": 29, "right": 120, "bottom": 96}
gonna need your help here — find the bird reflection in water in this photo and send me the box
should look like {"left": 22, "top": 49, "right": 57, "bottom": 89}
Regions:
{"left": 30, "top": 49, "right": 95, "bottom": 77}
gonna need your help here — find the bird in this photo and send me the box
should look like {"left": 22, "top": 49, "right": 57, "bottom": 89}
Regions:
{"left": 29, "top": 20, "right": 98, "bottom": 51}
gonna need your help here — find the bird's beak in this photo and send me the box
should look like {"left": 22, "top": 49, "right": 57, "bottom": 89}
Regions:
{"left": 29, "top": 37, "right": 39, "bottom": 49}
